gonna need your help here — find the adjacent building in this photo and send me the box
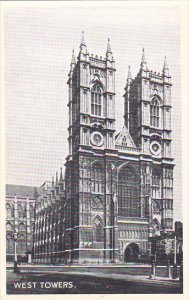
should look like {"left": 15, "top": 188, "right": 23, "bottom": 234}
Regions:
{"left": 6, "top": 184, "right": 38, "bottom": 262}
{"left": 33, "top": 176, "right": 66, "bottom": 263}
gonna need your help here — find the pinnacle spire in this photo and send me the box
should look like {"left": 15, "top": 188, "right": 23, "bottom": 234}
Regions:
{"left": 127, "top": 65, "right": 132, "bottom": 80}
{"left": 163, "top": 56, "right": 169, "bottom": 71}
{"left": 56, "top": 172, "right": 58, "bottom": 186}
{"left": 107, "top": 38, "right": 112, "bottom": 54}
{"left": 140, "top": 48, "right": 147, "bottom": 71}
{"left": 59, "top": 167, "right": 63, "bottom": 183}
{"left": 81, "top": 31, "right": 86, "bottom": 47}
{"left": 71, "top": 49, "right": 76, "bottom": 66}
{"left": 126, "top": 65, "right": 132, "bottom": 87}
{"left": 141, "top": 48, "right": 146, "bottom": 64}
{"left": 52, "top": 177, "right": 54, "bottom": 188}
{"left": 162, "top": 56, "right": 170, "bottom": 78}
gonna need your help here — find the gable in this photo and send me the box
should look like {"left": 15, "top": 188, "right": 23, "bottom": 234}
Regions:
{"left": 115, "top": 126, "right": 136, "bottom": 148}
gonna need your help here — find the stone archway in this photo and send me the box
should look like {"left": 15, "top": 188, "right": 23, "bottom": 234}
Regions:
{"left": 124, "top": 243, "right": 139, "bottom": 262}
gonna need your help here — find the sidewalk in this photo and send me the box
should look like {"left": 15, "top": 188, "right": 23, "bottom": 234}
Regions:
{"left": 8, "top": 267, "right": 180, "bottom": 285}
{"left": 7, "top": 263, "right": 179, "bottom": 268}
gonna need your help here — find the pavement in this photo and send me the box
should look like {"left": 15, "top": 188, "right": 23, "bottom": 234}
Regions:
{"left": 7, "top": 264, "right": 181, "bottom": 285}
{"left": 6, "top": 266, "right": 182, "bottom": 294}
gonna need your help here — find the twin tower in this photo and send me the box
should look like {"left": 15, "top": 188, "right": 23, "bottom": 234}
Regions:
{"left": 64, "top": 32, "right": 174, "bottom": 263}
{"left": 34, "top": 32, "right": 174, "bottom": 264}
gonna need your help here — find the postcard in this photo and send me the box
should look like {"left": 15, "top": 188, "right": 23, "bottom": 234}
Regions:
{"left": 0, "top": 1, "right": 188, "bottom": 299}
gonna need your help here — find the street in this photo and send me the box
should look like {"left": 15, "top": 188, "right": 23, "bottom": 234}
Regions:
{"left": 6, "top": 265, "right": 183, "bottom": 294}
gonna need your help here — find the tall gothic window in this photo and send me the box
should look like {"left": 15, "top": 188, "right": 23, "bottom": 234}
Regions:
{"left": 118, "top": 167, "right": 140, "bottom": 217}
{"left": 91, "top": 84, "right": 102, "bottom": 116}
{"left": 150, "top": 97, "right": 160, "bottom": 127}
{"left": 96, "top": 223, "right": 103, "bottom": 242}
{"left": 18, "top": 234, "right": 26, "bottom": 253}
{"left": 6, "top": 233, "right": 14, "bottom": 253}
{"left": 93, "top": 216, "right": 103, "bottom": 242}
{"left": 151, "top": 169, "right": 161, "bottom": 198}
{"left": 92, "top": 163, "right": 103, "bottom": 193}
{"left": 6, "top": 204, "right": 13, "bottom": 218}
{"left": 30, "top": 205, "right": 35, "bottom": 219}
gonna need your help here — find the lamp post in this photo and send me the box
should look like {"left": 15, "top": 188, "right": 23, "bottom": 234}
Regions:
{"left": 112, "top": 192, "right": 117, "bottom": 263}
{"left": 13, "top": 230, "right": 19, "bottom": 273}
{"left": 172, "top": 234, "right": 178, "bottom": 278}
{"left": 110, "top": 164, "right": 115, "bottom": 263}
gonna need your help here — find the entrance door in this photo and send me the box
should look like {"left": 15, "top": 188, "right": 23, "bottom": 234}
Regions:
{"left": 124, "top": 243, "right": 139, "bottom": 262}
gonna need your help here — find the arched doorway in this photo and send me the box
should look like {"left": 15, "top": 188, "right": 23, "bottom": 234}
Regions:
{"left": 124, "top": 243, "right": 139, "bottom": 262}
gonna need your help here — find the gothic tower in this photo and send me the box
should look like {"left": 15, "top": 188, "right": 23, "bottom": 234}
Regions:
{"left": 123, "top": 50, "right": 174, "bottom": 239}
{"left": 65, "top": 33, "right": 117, "bottom": 263}
{"left": 64, "top": 37, "right": 174, "bottom": 264}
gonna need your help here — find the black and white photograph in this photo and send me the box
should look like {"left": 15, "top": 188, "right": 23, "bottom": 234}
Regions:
{"left": 1, "top": 0, "right": 188, "bottom": 297}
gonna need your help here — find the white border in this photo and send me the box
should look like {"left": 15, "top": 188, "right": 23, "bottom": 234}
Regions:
{"left": 0, "top": 1, "right": 188, "bottom": 300}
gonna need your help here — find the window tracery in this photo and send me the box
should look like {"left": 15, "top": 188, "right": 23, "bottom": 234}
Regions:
{"left": 6, "top": 204, "right": 13, "bottom": 218}
{"left": 91, "top": 84, "right": 102, "bottom": 116}
{"left": 151, "top": 169, "right": 161, "bottom": 198}
{"left": 91, "top": 163, "right": 103, "bottom": 193}
{"left": 150, "top": 97, "right": 160, "bottom": 127}
{"left": 93, "top": 216, "right": 103, "bottom": 242}
{"left": 118, "top": 167, "right": 140, "bottom": 217}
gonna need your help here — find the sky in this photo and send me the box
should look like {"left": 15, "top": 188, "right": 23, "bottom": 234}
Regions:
{"left": 4, "top": 3, "right": 182, "bottom": 221}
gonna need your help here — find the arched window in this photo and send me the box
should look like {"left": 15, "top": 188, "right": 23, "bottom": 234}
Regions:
{"left": 6, "top": 204, "right": 13, "bottom": 218}
{"left": 6, "top": 222, "right": 13, "bottom": 231}
{"left": 17, "top": 204, "right": 26, "bottom": 218}
{"left": 30, "top": 205, "right": 35, "bottom": 219}
{"left": 91, "top": 84, "right": 102, "bottom": 116}
{"left": 18, "top": 222, "right": 26, "bottom": 231}
{"left": 152, "top": 218, "right": 160, "bottom": 235}
{"left": 92, "top": 163, "right": 103, "bottom": 193}
{"left": 151, "top": 169, "right": 161, "bottom": 198}
{"left": 18, "top": 234, "right": 26, "bottom": 254}
{"left": 96, "top": 223, "right": 103, "bottom": 242}
{"left": 93, "top": 216, "right": 103, "bottom": 242}
{"left": 150, "top": 97, "right": 160, "bottom": 127}
{"left": 118, "top": 166, "right": 140, "bottom": 217}
{"left": 6, "top": 233, "right": 14, "bottom": 253}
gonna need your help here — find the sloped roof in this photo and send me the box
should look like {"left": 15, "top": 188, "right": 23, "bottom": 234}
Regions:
{"left": 115, "top": 126, "right": 136, "bottom": 147}
{"left": 6, "top": 184, "right": 40, "bottom": 199}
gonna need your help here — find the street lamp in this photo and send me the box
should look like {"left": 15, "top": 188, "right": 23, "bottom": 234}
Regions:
{"left": 110, "top": 163, "right": 116, "bottom": 263}
{"left": 112, "top": 192, "right": 117, "bottom": 263}
{"left": 172, "top": 234, "right": 178, "bottom": 279}
{"left": 13, "top": 230, "right": 19, "bottom": 273}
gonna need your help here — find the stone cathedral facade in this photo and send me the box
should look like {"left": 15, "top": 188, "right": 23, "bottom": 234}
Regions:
{"left": 33, "top": 33, "right": 174, "bottom": 264}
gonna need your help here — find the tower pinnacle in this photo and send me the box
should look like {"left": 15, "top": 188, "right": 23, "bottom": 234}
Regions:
{"left": 81, "top": 31, "right": 86, "bottom": 47}
{"left": 162, "top": 56, "right": 170, "bottom": 77}
{"left": 127, "top": 65, "right": 132, "bottom": 80}
{"left": 59, "top": 167, "right": 63, "bottom": 183}
{"left": 71, "top": 49, "right": 76, "bottom": 66}
{"left": 126, "top": 65, "right": 132, "bottom": 87}
{"left": 79, "top": 31, "right": 87, "bottom": 56}
{"left": 163, "top": 56, "right": 169, "bottom": 71}
{"left": 56, "top": 172, "right": 58, "bottom": 186}
{"left": 106, "top": 38, "right": 113, "bottom": 61}
{"left": 52, "top": 177, "right": 54, "bottom": 188}
{"left": 141, "top": 48, "right": 146, "bottom": 63}
{"left": 107, "top": 38, "right": 112, "bottom": 54}
{"left": 140, "top": 48, "right": 147, "bottom": 71}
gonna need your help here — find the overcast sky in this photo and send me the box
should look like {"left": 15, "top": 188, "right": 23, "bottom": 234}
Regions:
{"left": 4, "top": 4, "right": 182, "bottom": 220}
